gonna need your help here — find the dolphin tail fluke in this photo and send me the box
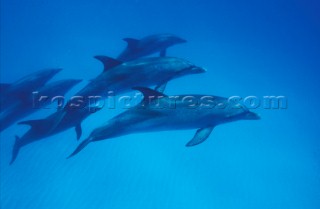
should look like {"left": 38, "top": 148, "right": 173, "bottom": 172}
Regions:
{"left": 10, "top": 136, "right": 21, "bottom": 165}
{"left": 67, "top": 137, "right": 92, "bottom": 159}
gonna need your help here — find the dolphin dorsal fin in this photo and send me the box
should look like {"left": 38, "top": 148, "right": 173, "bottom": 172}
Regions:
{"left": 123, "top": 38, "right": 139, "bottom": 49}
{"left": 94, "top": 56, "right": 123, "bottom": 72}
{"left": 155, "top": 82, "right": 167, "bottom": 93}
{"left": 18, "top": 119, "right": 45, "bottom": 128}
{"left": 133, "top": 87, "right": 167, "bottom": 105}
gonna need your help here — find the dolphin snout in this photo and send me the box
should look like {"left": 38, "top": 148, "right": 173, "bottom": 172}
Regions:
{"left": 192, "top": 66, "right": 207, "bottom": 74}
{"left": 50, "top": 68, "right": 63, "bottom": 75}
{"left": 246, "top": 112, "right": 261, "bottom": 120}
{"left": 70, "top": 79, "right": 83, "bottom": 85}
{"left": 170, "top": 35, "right": 187, "bottom": 44}
{"left": 37, "top": 68, "right": 63, "bottom": 81}
{"left": 178, "top": 38, "right": 187, "bottom": 43}
{"left": 200, "top": 67, "right": 207, "bottom": 72}
{"left": 39, "top": 68, "right": 62, "bottom": 76}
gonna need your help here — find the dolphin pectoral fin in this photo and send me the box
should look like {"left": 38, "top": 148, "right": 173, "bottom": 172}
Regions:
{"left": 94, "top": 56, "right": 123, "bottom": 71}
{"left": 10, "top": 136, "right": 21, "bottom": 165}
{"left": 155, "top": 82, "right": 167, "bottom": 93}
{"left": 123, "top": 38, "right": 139, "bottom": 49}
{"left": 18, "top": 119, "right": 45, "bottom": 128}
{"left": 160, "top": 49, "right": 166, "bottom": 57}
{"left": 75, "top": 124, "right": 82, "bottom": 140}
{"left": 0, "top": 83, "right": 11, "bottom": 92}
{"left": 133, "top": 87, "right": 167, "bottom": 98}
{"left": 186, "top": 127, "right": 214, "bottom": 147}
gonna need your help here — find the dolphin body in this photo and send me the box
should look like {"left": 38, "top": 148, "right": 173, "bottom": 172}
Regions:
{"left": 68, "top": 87, "right": 260, "bottom": 158}
{"left": 0, "top": 68, "right": 62, "bottom": 111}
{"left": 10, "top": 57, "right": 206, "bottom": 164}
{"left": 117, "top": 34, "right": 187, "bottom": 62}
{"left": 10, "top": 108, "right": 91, "bottom": 164}
{"left": 0, "top": 79, "right": 82, "bottom": 132}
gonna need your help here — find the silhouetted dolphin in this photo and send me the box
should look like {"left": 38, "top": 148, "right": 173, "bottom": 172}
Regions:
{"left": 1, "top": 68, "right": 62, "bottom": 112}
{"left": 117, "top": 34, "right": 187, "bottom": 61}
{"left": 0, "top": 79, "right": 81, "bottom": 132}
{"left": 10, "top": 108, "right": 91, "bottom": 164}
{"left": 10, "top": 57, "right": 206, "bottom": 164}
{"left": 88, "top": 56, "right": 204, "bottom": 95}
{"left": 67, "top": 87, "right": 260, "bottom": 158}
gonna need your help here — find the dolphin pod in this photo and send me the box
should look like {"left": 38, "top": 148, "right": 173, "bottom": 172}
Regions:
{"left": 0, "top": 33, "right": 260, "bottom": 164}
{"left": 10, "top": 56, "right": 205, "bottom": 163}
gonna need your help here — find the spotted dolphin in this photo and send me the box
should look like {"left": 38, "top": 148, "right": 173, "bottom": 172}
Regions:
{"left": 67, "top": 87, "right": 260, "bottom": 158}
{"left": 117, "top": 34, "right": 186, "bottom": 61}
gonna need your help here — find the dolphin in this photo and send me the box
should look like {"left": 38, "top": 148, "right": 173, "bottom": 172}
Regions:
{"left": 0, "top": 79, "right": 82, "bottom": 132}
{"left": 85, "top": 56, "right": 205, "bottom": 95}
{"left": 1, "top": 68, "right": 62, "bottom": 112}
{"left": 117, "top": 34, "right": 187, "bottom": 61}
{"left": 10, "top": 57, "right": 206, "bottom": 164}
{"left": 67, "top": 87, "right": 260, "bottom": 158}
{"left": 10, "top": 108, "right": 92, "bottom": 164}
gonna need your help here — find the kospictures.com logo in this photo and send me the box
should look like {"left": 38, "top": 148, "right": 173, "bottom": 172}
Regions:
{"left": 32, "top": 91, "right": 288, "bottom": 113}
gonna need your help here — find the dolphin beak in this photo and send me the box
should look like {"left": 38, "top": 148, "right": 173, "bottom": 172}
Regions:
{"left": 72, "top": 79, "right": 83, "bottom": 85}
{"left": 45, "top": 68, "right": 63, "bottom": 78}
{"left": 246, "top": 112, "right": 261, "bottom": 120}
{"left": 52, "top": 68, "right": 63, "bottom": 75}
{"left": 39, "top": 68, "right": 62, "bottom": 80}
{"left": 201, "top": 67, "right": 207, "bottom": 72}
{"left": 179, "top": 38, "right": 187, "bottom": 43}
{"left": 195, "top": 67, "right": 207, "bottom": 73}
{"left": 190, "top": 66, "right": 206, "bottom": 74}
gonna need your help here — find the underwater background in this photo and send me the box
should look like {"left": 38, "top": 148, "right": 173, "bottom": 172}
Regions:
{"left": 1, "top": 0, "right": 320, "bottom": 209}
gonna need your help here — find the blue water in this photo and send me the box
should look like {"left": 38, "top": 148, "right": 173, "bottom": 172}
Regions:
{"left": 1, "top": 0, "right": 320, "bottom": 209}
